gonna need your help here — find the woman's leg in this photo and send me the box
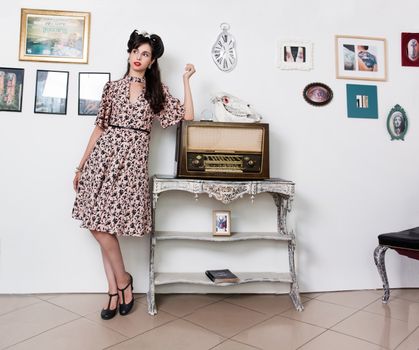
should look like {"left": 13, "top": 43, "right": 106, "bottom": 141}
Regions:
{"left": 91, "top": 230, "right": 133, "bottom": 305}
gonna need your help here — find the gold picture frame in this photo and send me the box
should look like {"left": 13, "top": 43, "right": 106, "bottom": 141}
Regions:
{"left": 335, "top": 35, "right": 387, "bottom": 81}
{"left": 19, "top": 8, "right": 90, "bottom": 64}
{"left": 212, "top": 210, "right": 231, "bottom": 236}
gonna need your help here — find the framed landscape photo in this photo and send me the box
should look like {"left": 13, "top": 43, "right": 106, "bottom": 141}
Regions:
{"left": 346, "top": 84, "right": 378, "bottom": 119}
{"left": 34, "top": 70, "right": 69, "bottom": 115}
{"left": 19, "top": 8, "right": 90, "bottom": 63}
{"left": 303, "top": 82, "right": 333, "bottom": 106}
{"left": 401, "top": 32, "right": 419, "bottom": 66}
{"left": 78, "top": 72, "right": 110, "bottom": 115}
{"left": 335, "top": 35, "right": 387, "bottom": 81}
{"left": 0, "top": 67, "right": 24, "bottom": 112}
{"left": 212, "top": 210, "right": 231, "bottom": 236}
{"left": 277, "top": 41, "right": 313, "bottom": 70}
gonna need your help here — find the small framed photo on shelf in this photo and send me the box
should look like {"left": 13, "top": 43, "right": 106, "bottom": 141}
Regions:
{"left": 277, "top": 40, "right": 313, "bottom": 70}
{"left": 78, "top": 72, "right": 110, "bottom": 115}
{"left": 213, "top": 210, "right": 231, "bottom": 236}
{"left": 335, "top": 35, "right": 387, "bottom": 81}
{"left": 19, "top": 8, "right": 90, "bottom": 63}
{"left": 34, "top": 70, "right": 69, "bottom": 115}
{"left": 0, "top": 67, "right": 24, "bottom": 112}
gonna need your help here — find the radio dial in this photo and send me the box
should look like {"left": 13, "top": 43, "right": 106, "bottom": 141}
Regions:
{"left": 247, "top": 159, "right": 255, "bottom": 167}
{"left": 192, "top": 159, "right": 200, "bottom": 166}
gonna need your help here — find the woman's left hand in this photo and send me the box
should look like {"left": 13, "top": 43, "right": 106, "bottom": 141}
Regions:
{"left": 183, "top": 64, "right": 196, "bottom": 80}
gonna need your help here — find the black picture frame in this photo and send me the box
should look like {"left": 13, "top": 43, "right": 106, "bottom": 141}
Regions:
{"left": 78, "top": 72, "right": 111, "bottom": 115}
{"left": 0, "top": 67, "right": 24, "bottom": 112}
{"left": 34, "top": 70, "right": 69, "bottom": 115}
{"left": 303, "top": 82, "right": 333, "bottom": 106}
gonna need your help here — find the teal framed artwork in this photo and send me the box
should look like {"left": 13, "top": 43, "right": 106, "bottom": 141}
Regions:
{"left": 346, "top": 84, "right": 378, "bottom": 118}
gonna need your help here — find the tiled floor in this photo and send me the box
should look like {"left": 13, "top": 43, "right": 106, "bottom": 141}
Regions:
{"left": 1, "top": 289, "right": 419, "bottom": 349}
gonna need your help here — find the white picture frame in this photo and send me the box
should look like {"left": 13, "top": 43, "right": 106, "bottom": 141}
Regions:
{"left": 277, "top": 40, "right": 313, "bottom": 70}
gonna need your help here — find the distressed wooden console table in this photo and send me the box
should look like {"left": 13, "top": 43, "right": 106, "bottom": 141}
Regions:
{"left": 147, "top": 175, "right": 303, "bottom": 315}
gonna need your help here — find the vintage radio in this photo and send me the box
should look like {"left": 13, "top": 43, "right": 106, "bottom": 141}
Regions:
{"left": 175, "top": 121, "right": 269, "bottom": 179}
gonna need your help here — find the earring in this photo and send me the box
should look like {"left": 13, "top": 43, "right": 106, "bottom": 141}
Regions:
{"left": 148, "top": 65, "right": 152, "bottom": 69}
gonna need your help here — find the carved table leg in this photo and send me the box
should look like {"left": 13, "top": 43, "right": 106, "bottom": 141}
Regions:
{"left": 374, "top": 245, "right": 390, "bottom": 303}
{"left": 288, "top": 239, "right": 304, "bottom": 311}
{"left": 147, "top": 234, "right": 157, "bottom": 315}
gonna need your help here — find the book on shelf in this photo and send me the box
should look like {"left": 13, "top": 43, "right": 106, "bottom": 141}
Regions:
{"left": 205, "top": 269, "right": 239, "bottom": 284}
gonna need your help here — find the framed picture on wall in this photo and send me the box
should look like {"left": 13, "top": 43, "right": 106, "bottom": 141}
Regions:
{"left": 401, "top": 33, "right": 419, "bottom": 66}
{"left": 335, "top": 35, "right": 387, "bottom": 81}
{"left": 212, "top": 210, "right": 231, "bottom": 236}
{"left": 303, "top": 82, "right": 333, "bottom": 106}
{"left": 277, "top": 41, "right": 313, "bottom": 70}
{"left": 346, "top": 84, "right": 378, "bottom": 119}
{"left": 0, "top": 67, "right": 24, "bottom": 112}
{"left": 34, "top": 70, "right": 69, "bottom": 115}
{"left": 19, "top": 8, "right": 90, "bottom": 63}
{"left": 78, "top": 72, "right": 110, "bottom": 115}
{"left": 387, "top": 104, "right": 408, "bottom": 141}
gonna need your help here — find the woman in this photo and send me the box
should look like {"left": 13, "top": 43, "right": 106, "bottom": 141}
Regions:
{"left": 72, "top": 30, "right": 195, "bottom": 320}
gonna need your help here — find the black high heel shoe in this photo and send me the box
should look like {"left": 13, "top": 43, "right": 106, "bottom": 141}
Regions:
{"left": 101, "top": 293, "right": 118, "bottom": 320}
{"left": 118, "top": 273, "right": 134, "bottom": 316}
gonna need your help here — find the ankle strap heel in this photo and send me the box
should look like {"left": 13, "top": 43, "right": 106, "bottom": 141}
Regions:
{"left": 118, "top": 273, "right": 134, "bottom": 316}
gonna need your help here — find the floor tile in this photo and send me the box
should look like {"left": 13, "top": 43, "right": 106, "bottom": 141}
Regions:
{"left": 395, "top": 327, "right": 419, "bottom": 350}
{"left": 224, "top": 294, "right": 309, "bottom": 316}
{"left": 152, "top": 293, "right": 221, "bottom": 317}
{"left": 184, "top": 301, "right": 269, "bottom": 337}
{"left": 7, "top": 318, "right": 126, "bottom": 350}
{"left": 47, "top": 293, "right": 105, "bottom": 316}
{"left": 315, "top": 290, "right": 381, "bottom": 309}
{"left": 0, "top": 295, "right": 41, "bottom": 316}
{"left": 281, "top": 299, "right": 356, "bottom": 328}
{"left": 0, "top": 301, "right": 79, "bottom": 349}
{"left": 211, "top": 339, "right": 260, "bottom": 349}
{"left": 301, "top": 292, "right": 323, "bottom": 299}
{"left": 299, "top": 330, "right": 386, "bottom": 350}
{"left": 107, "top": 319, "right": 224, "bottom": 350}
{"left": 34, "top": 294, "right": 59, "bottom": 301}
{"left": 364, "top": 297, "right": 419, "bottom": 326}
{"left": 85, "top": 301, "right": 175, "bottom": 338}
{"left": 388, "top": 289, "right": 419, "bottom": 303}
{"left": 232, "top": 315, "right": 325, "bottom": 350}
{"left": 332, "top": 310, "right": 416, "bottom": 349}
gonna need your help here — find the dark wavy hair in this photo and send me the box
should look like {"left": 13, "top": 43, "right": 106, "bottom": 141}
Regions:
{"left": 125, "top": 30, "right": 165, "bottom": 114}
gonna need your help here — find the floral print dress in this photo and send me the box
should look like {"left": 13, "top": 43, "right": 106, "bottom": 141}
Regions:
{"left": 72, "top": 77, "right": 185, "bottom": 237}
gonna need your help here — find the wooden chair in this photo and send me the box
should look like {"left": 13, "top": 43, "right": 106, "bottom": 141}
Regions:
{"left": 374, "top": 227, "right": 419, "bottom": 303}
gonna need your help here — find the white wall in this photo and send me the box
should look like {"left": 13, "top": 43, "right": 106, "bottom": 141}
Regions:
{"left": 1, "top": 0, "right": 419, "bottom": 294}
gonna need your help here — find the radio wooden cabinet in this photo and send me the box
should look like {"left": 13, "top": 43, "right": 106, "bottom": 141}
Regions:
{"left": 147, "top": 175, "right": 303, "bottom": 315}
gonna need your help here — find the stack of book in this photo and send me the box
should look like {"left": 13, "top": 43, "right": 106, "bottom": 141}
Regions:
{"left": 205, "top": 269, "right": 239, "bottom": 284}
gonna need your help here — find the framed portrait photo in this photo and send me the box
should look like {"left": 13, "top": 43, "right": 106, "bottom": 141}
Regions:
{"left": 346, "top": 84, "right": 378, "bottom": 119}
{"left": 34, "top": 70, "right": 69, "bottom": 115}
{"left": 335, "top": 35, "right": 387, "bottom": 81}
{"left": 303, "top": 82, "right": 333, "bottom": 106}
{"left": 78, "top": 72, "right": 110, "bottom": 115}
{"left": 387, "top": 104, "right": 408, "bottom": 141}
{"left": 0, "top": 67, "right": 24, "bottom": 112}
{"left": 277, "top": 41, "right": 313, "bottom": 70}
{"left": 19, "top": 8, "right": 90, "bottom": 63}
{"left": 212, "top": 210, "right": 231, "bottom": 236}
{"left": 401, "top": 33, "right": 419, "bottom": 66}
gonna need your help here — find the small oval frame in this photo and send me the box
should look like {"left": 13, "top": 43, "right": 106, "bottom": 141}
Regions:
{"left": 386, "top": 104, "right": 408, "bottom": 141}
{"left": 303, "top": 82, "right": 333, "bottom": 106}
